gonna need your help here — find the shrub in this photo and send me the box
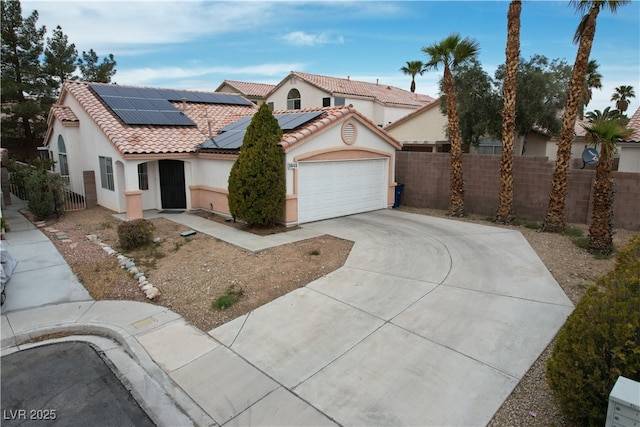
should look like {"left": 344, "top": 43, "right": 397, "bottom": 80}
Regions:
{"left": 24, "top": 167, "right": 65, "bottom": 220}
{"left": 117, "top": 219, "right": 155, "bottom": 250}
{"left": 546, "top": 234, "right": 640, "bottom": 426}
{"left": 227, "top": 103, "right": 285, "bottom": 226}
{"left": 212, "top": 286, "right": 244, "bottom": 310}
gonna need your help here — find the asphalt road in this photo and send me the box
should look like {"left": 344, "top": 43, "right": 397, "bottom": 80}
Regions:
{"left": 1, "top": 341, "right": 155, "bottom": 427}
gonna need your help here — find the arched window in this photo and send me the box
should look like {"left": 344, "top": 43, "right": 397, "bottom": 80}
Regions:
{"left": 57, "top": 135, "right": 69, "bottom": 177}
{"left": 287, "top": 89, "right": 301, "bottom": 110}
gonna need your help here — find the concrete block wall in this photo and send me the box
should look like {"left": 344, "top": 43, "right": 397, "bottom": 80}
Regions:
{"left": 395, "top": 152, "right": 640, "bottom": 231}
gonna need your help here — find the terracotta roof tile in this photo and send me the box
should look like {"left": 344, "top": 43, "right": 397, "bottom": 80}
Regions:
{"left": 61, "top": 81, "right": 258, "bottom": 155}
{"left": 51, "top": 105, "right": 79, "bottom": 125}
{"left": 220, "top": 80, "right": 276, "bottom": 97}
{"left": 276, "top": 106, "right": 401, "bottom": 151}
{"left": 289, "top": 71, "right": 434, "bottom": 108}
{"left": 626, "top": 107, "right": 640, "bottom": 142}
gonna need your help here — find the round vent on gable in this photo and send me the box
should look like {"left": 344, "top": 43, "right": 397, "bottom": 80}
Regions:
{"left": 341, "top": 121, "right": 358, "bottom": 145}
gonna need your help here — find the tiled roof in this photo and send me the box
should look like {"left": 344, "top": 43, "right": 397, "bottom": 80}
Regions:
{"left": 282, "top": 71, "right": 434, "bottom": 108}
{"left": 276, "top": 106, "right": 401, "bottom": 152}
{"left": 56, "top": 81, "right": 258, "bottom": 155}
{"left": 218, "top": 80, "right": 275, "bottom": 98}
{"left": 50, "top": 105, "right": 79, "bottom": 125}
{"left": 626, "top": 107, "right": 640, "bottom": 142}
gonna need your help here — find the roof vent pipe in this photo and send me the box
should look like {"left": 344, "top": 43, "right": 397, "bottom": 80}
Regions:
{"left": 376, "top": 79, "right": 379, "bottom": 85}
{"left": 181, "top": 97, "right": 186, "bottom": 111}
{"left": 347, "top": 76, "right": 350, "bottom": 80}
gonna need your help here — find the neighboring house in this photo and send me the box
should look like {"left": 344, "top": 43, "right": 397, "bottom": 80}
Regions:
{"left": 265, "top": 71, "right": 434, "bottom": 128}
{"left": 618, "top": 107, "right": 640, "bottom": 173}
{"left": 215, "top": 80, "right": 276, "bottom": 105}
{"left": 44, "top": 81, "right": 401, "bottom": 225}
{"left": 385, "top": 100, "right": 640, "bottom": 171}
{"left": 383, "top": 99, "right": 449, "bottom": 152}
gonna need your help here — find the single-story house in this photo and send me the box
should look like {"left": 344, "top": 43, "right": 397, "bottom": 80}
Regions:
{"left": 44, "top": 81, "right": 401, "bottom": 225}
{"left": 214, "top": 80, "right": 276, "bottom": 106}
{"left": 264, "top": 71, "right": 434, "bottom": 128}
{"left": 384, "top": 99, "right": 450, "bottom": 152}
{"left": 386, "top": 100, "right": 640, "bottom": 172}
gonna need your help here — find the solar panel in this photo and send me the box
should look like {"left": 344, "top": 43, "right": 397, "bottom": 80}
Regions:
{"left": 276, "top": 111, "right": 323, "bottom": 130}
{"left": 199, "top": 130, "right": 246, "bottom": 150}
{"left": 219, "top": 116, "right": 253, "bottom": 132}
{"left": 89, "top": 83, "right": 253, "bottom": 127}
{"left": 200, "top": 110, "right": 325, "bottom": 151}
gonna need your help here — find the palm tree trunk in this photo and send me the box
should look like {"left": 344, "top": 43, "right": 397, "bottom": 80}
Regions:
{"left": 588, "top": 156, "right": 614, "bottom": 254}
{"left": 496, "top": 0, "right": 521, "bottom": 224}
{"left": 542, "top": 5, "right": 599, "bottom": 232}
{"left": 443, "top": 66, "right": 464, "bottom": 217}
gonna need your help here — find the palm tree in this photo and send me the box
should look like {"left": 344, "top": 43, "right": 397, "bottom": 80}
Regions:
{"left": 542, "top": 0, "right": 630, "bottom": 233}
{"left": 496, "top": 0, "right": 522, "bottom": 224}
{"left": 423, "top": 34, "right": 480, "bottom": 217}
{"left": 611, "top": 85, "right": 636, "bottom": 114}
{"left": 582, "top": 108, "right": 632, "bottom": 255}
{"left": 400, "top": 60, "right": 425, "bottom": 93}
{"left": 578, "top": 59, "right": 603, "bottom": 119}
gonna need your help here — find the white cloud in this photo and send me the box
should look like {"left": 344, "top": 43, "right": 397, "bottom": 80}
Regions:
{"left": 116, "top": 62, "right": 305, "bottom": 87}
{"left": 281, "top": 31, "right": 344, "bottom": 47}
{"left": 24, "top": 1, "right": 278, "bottom": 53}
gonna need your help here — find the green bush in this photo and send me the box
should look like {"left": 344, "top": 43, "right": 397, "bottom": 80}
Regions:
{"left": 212, "top": 286, "right": 244, "bottom": 310}
{"left": 546, "top": 234, "right": 640, "bottom": 426}
{"left": 117, "top": 219, "right": 155, "bottom": 250}
{"left": 227, "top": 103, "right": 285, "bottom": 226}
{"left": 24, "top": 167, "right": 65, "bottom": 221}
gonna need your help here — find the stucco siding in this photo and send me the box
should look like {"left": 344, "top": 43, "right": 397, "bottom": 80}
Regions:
{"left": 618, "top": 143, "right": 640, "bottom": 172}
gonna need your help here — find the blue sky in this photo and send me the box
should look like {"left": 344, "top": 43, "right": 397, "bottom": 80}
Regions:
{"left": 24, "top": 1, "right": 640, "bottom": 114}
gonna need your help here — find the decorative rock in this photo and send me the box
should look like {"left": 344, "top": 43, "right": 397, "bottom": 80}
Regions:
{"left": 133, "top": 272, "right": 144, "bottom": 280}
{"left": 35, "top": 221, "right": 46, "bottom": 228}
{"left": 86, "top": 234, "right": 98, "bottom": 242}
{"left": 141, "top": 284, "right": 153, "bottom": 291}
{"left": 138, "top": 276, "right": 147, "bottom": 283}
{"left": 103, "top": 247, "right": 116, "bottom": 255}
{"left": 56, "top": 233, "right": 70, "bottom": 240}
{"left": 125, "top": 261, "right": 135, "bottom": 269}
{"left": 128, "top": 267, "right": 140, "bottom": 275}
{"left": 153, "top": 237, "right": 161, "bottom": 243}
{"left": 145, "top": 287, "right": 159, "bottom": 299}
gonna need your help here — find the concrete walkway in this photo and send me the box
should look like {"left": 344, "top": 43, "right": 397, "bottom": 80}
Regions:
{"left": 1, "top": 199, "right": 574, "bottom": 426}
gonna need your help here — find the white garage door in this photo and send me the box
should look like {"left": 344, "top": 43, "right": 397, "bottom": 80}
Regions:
{"left": 297, "top": 159, "right": 387, "bottom": 224}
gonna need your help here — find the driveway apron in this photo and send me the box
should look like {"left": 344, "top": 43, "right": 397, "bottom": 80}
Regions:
{"left": 210, "top": 209, "right": 573, "bottom": 426}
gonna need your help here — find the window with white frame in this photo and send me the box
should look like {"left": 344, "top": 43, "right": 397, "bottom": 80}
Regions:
{"left": 99, "top": 156, "right": 114, "bottom": 191}
{"left": 57, "top": 135, "right": 69, "bottom": 177}
{"left": 477, "top": 137, "right": 502, "bottom": 155}
{"left": 138, "top": 163, "right": 149, "bottom": 190}
{"left": 287, "top": 89, "right": 301, "bottom": 110}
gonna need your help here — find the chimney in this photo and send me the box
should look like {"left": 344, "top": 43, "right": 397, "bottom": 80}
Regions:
{"left": 347, "top": 76, "right": 350, "bottom": 80}
{"left": 376, "top": 79, "right": 379, "bottom": 85}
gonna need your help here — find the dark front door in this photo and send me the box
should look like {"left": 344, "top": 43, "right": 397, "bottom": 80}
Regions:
{"left": 159, "top": 160, "right": 186, "bottom": 209}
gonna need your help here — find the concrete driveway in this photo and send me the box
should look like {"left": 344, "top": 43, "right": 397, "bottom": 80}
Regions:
{"left": 209, "top": 209, "right": 574, "bottom": 426}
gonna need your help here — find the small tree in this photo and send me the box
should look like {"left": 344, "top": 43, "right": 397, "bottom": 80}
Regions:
{"left": 228, "top": 104, "right": 285, "bottom": 226}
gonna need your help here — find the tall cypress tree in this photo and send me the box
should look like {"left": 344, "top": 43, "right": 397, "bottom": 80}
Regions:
{"left": 228, "top": 103, "right": 285, "bottom": 226}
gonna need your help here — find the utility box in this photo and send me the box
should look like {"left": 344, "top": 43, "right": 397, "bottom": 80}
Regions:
{"left": 605, "top": 376, "right": 640, "bottom": 427}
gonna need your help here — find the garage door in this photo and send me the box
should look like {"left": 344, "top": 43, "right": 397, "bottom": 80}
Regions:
{"left": 297, "top": 159, "right": 387, "bottom": 224}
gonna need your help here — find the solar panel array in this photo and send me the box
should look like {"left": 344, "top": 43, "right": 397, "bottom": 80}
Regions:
{"left": 89, "top": 84, "right": 254, "bottom": 126}
{"left": 199, "top": 111, "right": 324, "bottom": 150}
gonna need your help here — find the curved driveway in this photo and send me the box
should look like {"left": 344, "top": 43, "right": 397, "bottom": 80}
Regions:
{"left": 209, "top": 209, "right": 574, "bottom": 426}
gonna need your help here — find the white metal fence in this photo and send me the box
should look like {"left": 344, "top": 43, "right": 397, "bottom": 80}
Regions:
{"left": 8, "top": 162, "right": 86, "bottom": 211}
